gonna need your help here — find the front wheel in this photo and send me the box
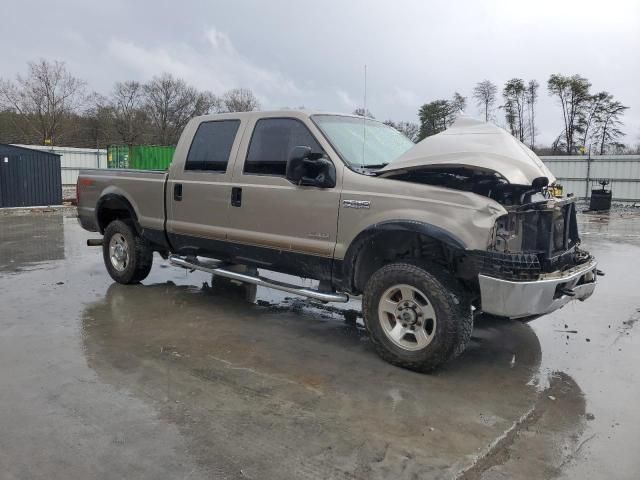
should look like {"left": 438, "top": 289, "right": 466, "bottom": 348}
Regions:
{"left": 102, "top": 220, "right": 153, "bottom": 284}
{"left": 363, "top": 262, "right": 472, "bottom": 372}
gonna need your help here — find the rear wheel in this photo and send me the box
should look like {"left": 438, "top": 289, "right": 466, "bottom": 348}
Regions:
{"left": 102, "top": 220, "right": 153, "bottom": 284}
{"left": 363, "top": 262, "right": 472, "bottom": 372}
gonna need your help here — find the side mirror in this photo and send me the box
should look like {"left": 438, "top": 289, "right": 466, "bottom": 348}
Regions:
{"left": 285, "top": 146, "right": 336, "bottom": 188}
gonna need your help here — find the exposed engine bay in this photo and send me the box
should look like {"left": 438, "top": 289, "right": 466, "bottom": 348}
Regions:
{"left": 382, "top": 166, "right": 546, "bottom": 206}
{"left": 383, "top": 165, "right": 593, "bottom": 282}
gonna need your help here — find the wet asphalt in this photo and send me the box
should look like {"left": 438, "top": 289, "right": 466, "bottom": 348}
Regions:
{"left": 0, "top": 208, "right": 638, "bottom": 479}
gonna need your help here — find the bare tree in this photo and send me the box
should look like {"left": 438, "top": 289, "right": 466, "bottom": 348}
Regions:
{"left": 143, "top": 73, "right": 221, "bottom": 144}
{"left": 451, "top": 92, "right": 467, "bottom": 113}
{"left": 383, "top": 120, "right": 419, "bottom": 142}
{"left": 222, "top": 88, "right": 259, "bottom": 113}
{"left": 547, "top": 74, "right": 592, "bottom": 154}
{"left": 579, "top": 91, "right": 608, "bottom": 150}
{"left": 473, "top": 80, "right": 497, "bottom": 122}
{"left": 197, "top": 90, "right": 223, "bottom": 114}
{"left": 0, "top": 110, "right": 23, "bottom": 144}
{"left": 0, "top": 59, "right": 87, "bottom": 144}
{"left": 502, "top": 79, "right": 526, "bottom": 142}
{"left": 525, "top": 80, "right": 539, "bottom": 149}
{"left": 593, "top": 97, "right": 628, "bottom": 154}
{"left": 82, "top": 93, "right": 115, "bottom": 148}
{"left": 111, "top": 81, "right": 147, "bottom": 144}
{"left": 353, "top": 108, "right": 375, "bottom": 118}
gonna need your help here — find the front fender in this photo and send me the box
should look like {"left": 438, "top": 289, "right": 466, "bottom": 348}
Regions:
{"left": 338, "top": 220, "right": 467, "bottom": 293}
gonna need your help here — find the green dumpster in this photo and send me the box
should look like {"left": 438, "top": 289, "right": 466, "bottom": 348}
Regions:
{"left": 107, "top": 145, "right": 175, "bottom": 170}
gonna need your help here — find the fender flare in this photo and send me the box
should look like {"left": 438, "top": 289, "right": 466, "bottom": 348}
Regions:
{"left": 95, "top": 193, "right": 140, "bottom": 234}
{"left": 339, "top": 220, "right": 467, "bottom": 292}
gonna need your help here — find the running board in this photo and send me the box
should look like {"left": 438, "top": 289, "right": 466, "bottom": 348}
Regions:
{"left": 169, "top": 255, "right": 349, "bottom": 303}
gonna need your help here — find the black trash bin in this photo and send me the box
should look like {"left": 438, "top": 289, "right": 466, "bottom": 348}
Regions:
{"left": 589, "top": 179, "right": 612, "bottom": 211}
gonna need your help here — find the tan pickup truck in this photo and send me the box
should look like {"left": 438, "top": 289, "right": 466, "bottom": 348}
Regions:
{"left": 77, "top": 111, "right": 598, "bottom": 371}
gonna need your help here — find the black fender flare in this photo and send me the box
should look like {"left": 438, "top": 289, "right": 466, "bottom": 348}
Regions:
{"left": 338, "top": 220, "right": 467, "bottom": 292}
{"left": 95, "top": 193, "right": 140, "bottom": 234}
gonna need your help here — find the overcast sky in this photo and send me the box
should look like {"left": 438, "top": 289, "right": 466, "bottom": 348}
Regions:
{"left": 2, "top": 0, "right": 639, "bottom": 145}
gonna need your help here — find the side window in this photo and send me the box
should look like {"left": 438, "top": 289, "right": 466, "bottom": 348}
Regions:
{"left": 185, "top": 120, "right": 240, "bottom": 172}
{"left": 244, "top": 118, "right": 323, "bottom": 176}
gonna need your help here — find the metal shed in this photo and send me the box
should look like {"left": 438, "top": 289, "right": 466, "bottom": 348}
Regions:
{"left": 0, "top": 144, "right": 62, "bottom": 208}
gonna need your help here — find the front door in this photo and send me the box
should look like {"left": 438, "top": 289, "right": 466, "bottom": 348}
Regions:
{"left": 227, "top": 116, "right": 342, "bottom": 280}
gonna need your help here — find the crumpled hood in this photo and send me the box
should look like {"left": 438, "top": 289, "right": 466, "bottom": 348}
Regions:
{"left": 379, "top": 116, "right": 555, "bottom": 185}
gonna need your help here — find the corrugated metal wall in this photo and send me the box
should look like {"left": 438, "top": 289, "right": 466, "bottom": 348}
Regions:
{"left": 14, "top": 144, "right": 107, "bottom": 186}
{"left": 6, "top": 145, "right": 640, "bottom": 202}
{"left": 540, "top": 155, "right": 640, "bottom": 202}
{"left": 0, "top": 145, "right": 62, "bottom": 207}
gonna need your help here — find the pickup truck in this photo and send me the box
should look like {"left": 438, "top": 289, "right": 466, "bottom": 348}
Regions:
{"left": 77, "top": 111, "right": 598, "bottom": 372}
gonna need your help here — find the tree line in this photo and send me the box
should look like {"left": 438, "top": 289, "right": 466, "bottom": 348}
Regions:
{"left": 409, "top": 75, "right": 629, "bottom": 154}
{"left": 0, "top": 59, "right": 633, "bottom": 155}
{"left": 0, "top": 59, "right": 260, "bottom": 147}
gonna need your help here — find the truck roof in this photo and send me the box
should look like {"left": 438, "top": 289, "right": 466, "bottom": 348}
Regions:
{"left": 191, "top": 110, "right": 371, "bottom": 122}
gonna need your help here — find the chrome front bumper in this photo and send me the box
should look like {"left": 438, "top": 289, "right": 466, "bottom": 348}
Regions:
{"left": 478, "top": 259, "right": 598, "bottom": 319}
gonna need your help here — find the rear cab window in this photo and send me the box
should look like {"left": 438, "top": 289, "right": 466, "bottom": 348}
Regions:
{"left": 185, "top": 120, "right": 240, "bottom": 172}
{"left": 244, "top": 118, "right": 323, "bottom": 176}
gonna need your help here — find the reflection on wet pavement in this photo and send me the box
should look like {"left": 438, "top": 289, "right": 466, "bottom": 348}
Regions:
{"left": 579, "top": 208, "right": 640, "bottom": 247}
{"left": 0, "top": 210, "right": 639, "bottom": 479}
{"left": 0, "top": 214, "right": 64, "bottom": 272}
{"left": 81, "top": 281, "right": 556, "bottom": 478}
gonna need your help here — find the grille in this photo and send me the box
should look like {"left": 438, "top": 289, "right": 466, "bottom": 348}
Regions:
{"left": 473, "top": 200, "right": 584, "bottom": 281}
{"left": 474, "top": 251, "right": 542, "bottom": 281}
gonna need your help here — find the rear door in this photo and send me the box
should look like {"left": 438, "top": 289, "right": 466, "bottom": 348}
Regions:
{"left": 166, "top": 116, "right": 247, "bottom": 255}
{"left": 226, "top": 115, "right": 342, "bottom": 279}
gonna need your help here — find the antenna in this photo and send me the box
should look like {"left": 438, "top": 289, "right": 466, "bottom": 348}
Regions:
{"left": 361, "top": 64, "right": 367, "bottom": 169}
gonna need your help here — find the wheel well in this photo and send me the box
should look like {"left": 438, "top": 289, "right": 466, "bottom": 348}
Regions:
{"left": 96, "top": 195, "right": 139, "bottom": 234}
{"left": 349, "top": 230, "right": 455, "bottom": 294}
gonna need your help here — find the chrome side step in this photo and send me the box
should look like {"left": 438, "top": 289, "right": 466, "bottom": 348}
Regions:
{"left": 169, "top": 255, "right": 349, "bottom": 303}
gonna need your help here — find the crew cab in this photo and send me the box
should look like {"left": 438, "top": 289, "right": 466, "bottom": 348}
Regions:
{"left": 77, "top": 111, "right": 598, "bottom": 371}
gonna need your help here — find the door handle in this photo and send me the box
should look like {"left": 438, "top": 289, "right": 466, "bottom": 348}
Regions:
{"left": 174, "top": 183, "right": 183, "bottom": 201}
{"left": 231, "top": 187, "right": 242, "bottom": 207}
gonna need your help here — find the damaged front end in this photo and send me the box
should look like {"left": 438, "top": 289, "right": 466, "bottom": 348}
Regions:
{"left": 473, "top": 197, "right": 598, "bottom": 319}
{"left": 478, "top": 197, "right": 590, "bottom": 281}
{"left": 379, "top": 116, "right": 599, "bottom": 319}
{"left": 380, "top": 164, "right": 599, "bottom": 318}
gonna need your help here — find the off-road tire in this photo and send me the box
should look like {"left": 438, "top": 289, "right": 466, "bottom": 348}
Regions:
{"left": 363, "top": 261, "right": 472, "bottom": 372}
{"left": 102, "top": 220, "right": 153, "bottom": 284}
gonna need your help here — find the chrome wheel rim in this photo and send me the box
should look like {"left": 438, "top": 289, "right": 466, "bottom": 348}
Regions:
{"left": 378, "top": 284, "right": 437, "bottom": 351}
{"left": 109, "top": 233, "right": 129, "bottom": 272}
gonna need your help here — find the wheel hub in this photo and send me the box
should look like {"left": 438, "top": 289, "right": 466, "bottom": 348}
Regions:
{"left": 114, "top": 244, "right": 125, "bottom": 260}
{"left": 109, "top": 234, "right": 129, "bottom": 272}
{"left": 398, "top": 306, "right": 418, "bottom": 325}
{"left": 377, "top": 284, "right": 437, "bottom": 351}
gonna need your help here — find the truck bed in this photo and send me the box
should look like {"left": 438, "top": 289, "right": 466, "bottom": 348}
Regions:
{"left": 77, "top": 168, "right": 167, "bottom": 234}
